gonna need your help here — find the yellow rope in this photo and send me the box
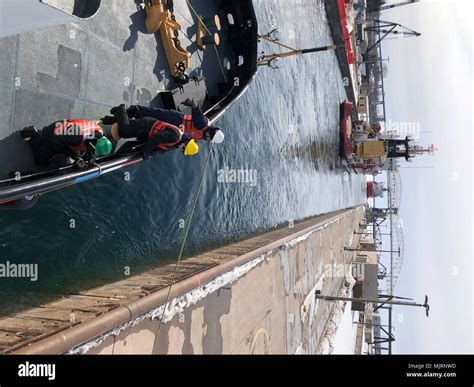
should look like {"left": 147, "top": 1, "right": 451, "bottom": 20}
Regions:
{"left": 151, "top": 1, "right": 230, "bottom": 353}
{"left": 152, "top": 145, "right": 213, "bottom": 354}
{"left": 185, "top": 0, "right": 228, "bottom": 82}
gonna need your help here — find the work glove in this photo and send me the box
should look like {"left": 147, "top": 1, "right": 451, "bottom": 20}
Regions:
{"left": 83, "top": 153, "right": 97, "bottom": 165}
{"left": 76, "top": 158, "right": 86, "bottom": 168}
{"left": 20, "top": 126, "right": 39, "bottom": 141}
{"left": 81, "top": 145, "right": 97, "bottom": 165}
{"left": 182, "top": 98, "right": 197, "bottom": 108}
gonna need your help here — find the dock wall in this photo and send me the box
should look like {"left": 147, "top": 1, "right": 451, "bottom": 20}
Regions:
{"left": 4, "top": 206, "right": 365, "bottom": 354}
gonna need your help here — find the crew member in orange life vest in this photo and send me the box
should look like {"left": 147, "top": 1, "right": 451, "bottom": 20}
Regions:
{"left": 20, "top": 119, "right": 112, "bottom": 166}
{"left": 109, "top": 104, "right": 199, "bottom": 158}
{"left": 126, "top": 99, "right": 225, "bottom": 144}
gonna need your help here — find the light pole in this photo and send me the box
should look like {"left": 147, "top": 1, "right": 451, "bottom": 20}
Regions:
{"left": 353, "top": 232, "right": 391, "bottom": 236}
{"left": 315, "top": 294, "right": 430, "bottom": 317}
{"left": 344, "top": 247, "right": 401, "bottom": 255}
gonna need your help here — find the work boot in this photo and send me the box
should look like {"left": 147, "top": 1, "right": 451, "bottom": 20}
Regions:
{"left": 99, "top": 115, "right": 117, "bottom": 125}
{"left": 127, "top": 105, "right": 140, "bottom": 118}
{"left": 111, "top": 104, "right": 130, "bottom": 129}
{"left": 110, "top": 104, "right": 125, "bottom": 116}
{"left": 20, "top": 126, "right": 38, "bottom": 141}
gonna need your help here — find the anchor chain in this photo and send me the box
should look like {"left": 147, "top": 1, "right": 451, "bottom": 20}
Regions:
{"left": 165, "top": 0, "right": 188, "bottom": 81}
{"left": 143, "top": 1, "right": 187, "bottom": 82}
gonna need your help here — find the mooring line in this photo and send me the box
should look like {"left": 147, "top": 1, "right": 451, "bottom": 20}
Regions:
{"left": 152, "top": 144, "right": 213, "bottom": 354}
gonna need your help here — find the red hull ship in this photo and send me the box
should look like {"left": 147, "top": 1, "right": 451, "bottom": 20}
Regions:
{"left": 340, "top": 100, "right": 364, "bottom": 174}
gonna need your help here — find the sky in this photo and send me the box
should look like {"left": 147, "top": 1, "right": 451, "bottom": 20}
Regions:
{"left": 374, "top": 0, "right": 473, "bottom": 353}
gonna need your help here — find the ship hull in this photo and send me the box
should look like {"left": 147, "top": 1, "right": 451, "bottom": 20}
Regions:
{"left": 0, "top": 0, "right": 259, "bottom": 208}
{"left": 340, "top": 100, "right": 363, "bottom": 174}
{"left": 366, "top": 181, "right": 374, "bottom": 198}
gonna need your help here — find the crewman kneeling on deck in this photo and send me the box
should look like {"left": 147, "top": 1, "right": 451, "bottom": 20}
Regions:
{"left": 126, "top": 99, "right": 225, "bottom": 144}
{"left": 20, "top": 119, "right": 113, "bottom": 167}
{"left": 109, "top": 104, "right": 199, "bottom": 159}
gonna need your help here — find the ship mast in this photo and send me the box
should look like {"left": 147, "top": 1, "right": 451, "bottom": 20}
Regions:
{"left": 364, "top": 20, "right": 421, "bottom": 54}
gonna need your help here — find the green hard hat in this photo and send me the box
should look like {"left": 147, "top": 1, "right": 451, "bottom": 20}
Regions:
{"left": 95, "top": 137, "right": 113, "bottom": 157}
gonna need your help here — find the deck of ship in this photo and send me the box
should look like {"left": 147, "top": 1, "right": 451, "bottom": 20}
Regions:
{"left": 0, "top": 0, "right": 234, "bottom": 179}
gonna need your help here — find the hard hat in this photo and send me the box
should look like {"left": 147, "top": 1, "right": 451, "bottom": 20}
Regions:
{"left": 95, "top": 137, "right": 113, "bottom": 157}
{"left": 211, "top": 130, "right": 225, "bottom": 144}
{"left": 184, "top": 139, "right": 199, "bottom": 156}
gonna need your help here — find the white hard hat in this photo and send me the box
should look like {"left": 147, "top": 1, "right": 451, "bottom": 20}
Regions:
{"left": 211, "top": 130, "right": 225, "bottom": 144}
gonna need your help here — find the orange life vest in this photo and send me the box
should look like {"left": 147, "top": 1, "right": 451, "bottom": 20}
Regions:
{"left": 182, "top": 114, "right": 209, "bottom": 140}
{"left": 148, "top": 120, "right": 184, "bottom": 151}
{"left": 55, "top": 119, "right": 104, "bottom": 153}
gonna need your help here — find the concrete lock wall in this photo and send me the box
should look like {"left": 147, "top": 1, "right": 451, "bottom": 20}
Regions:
{"left": 3, "top": 206, "right": 364, "bottom": 354}
{"left": 85, "top": 206, "right": 365, "bottom": 355}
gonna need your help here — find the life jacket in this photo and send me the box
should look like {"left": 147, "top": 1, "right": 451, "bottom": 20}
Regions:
{"left": 55, "top": 119, "right": 104, "bottom": 153}
{"left": 148, "top": 120, "right": 184, "bottom": 151}
{"left": 182, "top": 114, "right": 209, "bottom": 140}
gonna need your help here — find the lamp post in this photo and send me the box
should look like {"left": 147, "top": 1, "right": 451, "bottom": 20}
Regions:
{"left": 315, "top": 294, "right": 430, "bottom": 317}
{"left": 353, "top": 232, "right": 391, "bottom": 236}
{"left": 344, "top": 247, "right": 401, "bottom": 255}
